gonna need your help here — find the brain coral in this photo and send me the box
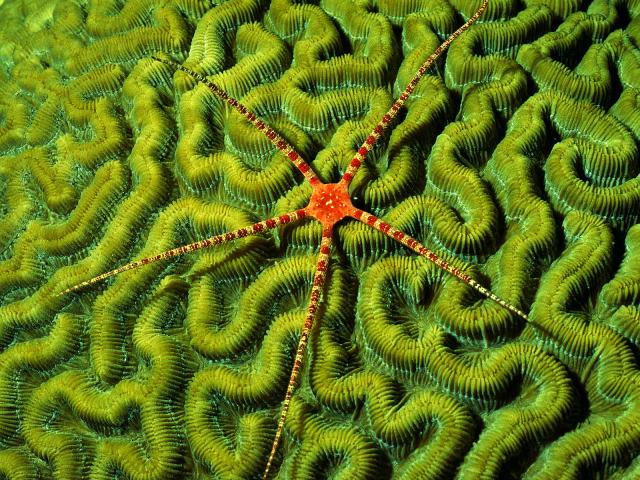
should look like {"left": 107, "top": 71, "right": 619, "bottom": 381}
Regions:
{"left": 0, "top": 0, "right": 640, "bottom": 479}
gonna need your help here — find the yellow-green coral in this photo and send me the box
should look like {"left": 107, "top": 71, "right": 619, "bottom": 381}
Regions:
{"left": 1, "top": 0, "right": 640, "bottom": 478}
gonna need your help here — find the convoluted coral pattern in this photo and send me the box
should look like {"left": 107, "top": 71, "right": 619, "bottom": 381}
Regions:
{"left": 0, "top": 0, "right": 639, "bottom": 479}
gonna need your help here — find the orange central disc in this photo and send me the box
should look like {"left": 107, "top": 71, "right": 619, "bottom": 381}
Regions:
{"left": 306, "top": 182, "right": 357, "bottom": 228}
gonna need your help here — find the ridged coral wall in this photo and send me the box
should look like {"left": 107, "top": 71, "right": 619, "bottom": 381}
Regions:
{"left": 1, "top": 0, "right": 639, "bottom": 478}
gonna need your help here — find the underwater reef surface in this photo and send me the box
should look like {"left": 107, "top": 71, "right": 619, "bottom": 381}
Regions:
{"left": 0, "top": 0, "right": 639, "bottom": 478}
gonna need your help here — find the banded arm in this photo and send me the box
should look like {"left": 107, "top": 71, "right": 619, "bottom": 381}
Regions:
{"left": 353, "top": 209, "right": 529, "bottom": 322}
{"left": 340, "top": 0, "right": 489, "bottom": 185}
{"left": 57, "top": 209, "right": 307, "bottom": 297}
{"left": 263, "top": 230, "right": 333, "bottom": 479}
{"left": 151, "top": 56, "right": 320, "bottom": 186}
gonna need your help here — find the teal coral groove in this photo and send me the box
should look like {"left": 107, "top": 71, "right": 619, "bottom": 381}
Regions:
{"left": 1, "top": 0, "right": 640, "bottom": 478}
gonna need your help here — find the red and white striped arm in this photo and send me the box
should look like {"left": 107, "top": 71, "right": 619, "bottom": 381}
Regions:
{"left": 151, "top": 56, "right": 320, "bottom": 187}
{"left": 263, "top": 230, "right": 333, "bottom": 479}
{"left": 56, "top": 209, "right": 308, "bottom": 297}
{"left": 352, "top": 208, "right": 529, "bottom": 322}
{"left": 340, "top": 0, "right": 489, "bottom": 186}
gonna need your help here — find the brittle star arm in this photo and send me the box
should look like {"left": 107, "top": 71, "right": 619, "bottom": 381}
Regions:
{"left": 352, "top": 209, "right": 529, "bottom": 322}
{"left": 340, "top": 0, "right": 489, "bottom": 186}
{"left": 151, "top": 56, "right": 320, "bottom": 187}
{"left": 263, "top": 229, "right": 333, "bottom": 479}
{"left": 56, "top": 209, "right": 307, "bottom": 296}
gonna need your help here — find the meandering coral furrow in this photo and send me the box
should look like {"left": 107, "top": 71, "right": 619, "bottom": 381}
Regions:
{"left": 1, "top": 0, "right": 640, "bottom": 478}
{"left": 518, "top": 0, "right": 639, "bottom": 106}
{"left": 599, "top": 224, "right": 640, "bottom": 347}
{"left": 311, "top": 257, "right": 574, "bottom": 478}
{"left": 23, "top": 279, "right": 193, "bottom": 478}
{"left": 0, "top": 312, "right": 83, "bottom": 449}
{"left": 484, "top": 57, "right": 640, "bottom": 480}
{"left": 518, "top": 213, "right": 640, "bottom": 479}
{"left": 185, "top": 255, "right": 351, "bottom": 477}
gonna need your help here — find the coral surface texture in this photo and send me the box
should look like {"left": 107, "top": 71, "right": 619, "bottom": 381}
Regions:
{"left": 1, "top": 0, "right": 640, "bottom": 479}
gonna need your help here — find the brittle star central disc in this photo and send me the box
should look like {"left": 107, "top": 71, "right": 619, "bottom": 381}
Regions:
{"left": 306, "top": 182, "right": 357, "bottom": 228}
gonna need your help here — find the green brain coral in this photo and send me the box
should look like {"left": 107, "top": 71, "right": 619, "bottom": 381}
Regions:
{"left": 1, "top": 0, "right": 640, "bottom": 478}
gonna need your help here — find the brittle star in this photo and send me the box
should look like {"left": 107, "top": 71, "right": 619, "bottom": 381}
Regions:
{"left": 56, "top": 1, "right": 530, "bottom": 477}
